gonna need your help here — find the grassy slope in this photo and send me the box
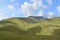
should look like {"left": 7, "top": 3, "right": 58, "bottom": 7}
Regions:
{"left": 0, "top": 18, "right": 34, "bottom": 30}
{"left": 29, "top": 17, "right": 60, "bottom": 35}
{"left": 0, "top": 17, "right": 60, "bottom": 35}
{"left": 0, "top": 17, "right": 60, "bottom": 40}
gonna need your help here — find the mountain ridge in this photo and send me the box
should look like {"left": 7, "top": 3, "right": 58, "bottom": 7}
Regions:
{"left": 0, "top": 16, "right": 60, "bottom": 35}
{"left": 0, "top": 16, "right": 60, "bottom": 40}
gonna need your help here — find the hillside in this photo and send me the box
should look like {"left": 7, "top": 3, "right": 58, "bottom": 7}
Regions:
{"left": 29, "top": 17, "right": 60, "bottom": 35}
{"left": 0, "top": 16, "right": 60, "bottom": 40}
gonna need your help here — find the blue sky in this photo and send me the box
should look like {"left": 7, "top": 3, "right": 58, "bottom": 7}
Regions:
{"left": 0, "top": 0, "right": 60, "bottom": 20}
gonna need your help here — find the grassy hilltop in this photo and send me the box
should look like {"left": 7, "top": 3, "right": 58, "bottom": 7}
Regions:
{"left": 0, "top": 16, "right": 60, "bottom": 40}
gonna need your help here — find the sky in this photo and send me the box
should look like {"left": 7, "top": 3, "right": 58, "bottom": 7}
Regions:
{"left": 0, "top": 0, "right": 60, "bottom": 20}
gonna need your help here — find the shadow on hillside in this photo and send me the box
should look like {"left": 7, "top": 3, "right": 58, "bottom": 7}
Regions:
{"left": 0, "top": 21, "right": 17, "bottom": 25}
{"left": 53, "top": 29, "right": 60, "bottom": 35}
{"left": 0, "top": 25, "right": 41, "bottom": 35}
{"left": 0, "top": 25, "right": 27, "bottom": 35}
{"left": 0, "top": 25, "right": 60, "bottom": 40}
{"left": 27, "top": 26, "right": 41, "bottom": 35}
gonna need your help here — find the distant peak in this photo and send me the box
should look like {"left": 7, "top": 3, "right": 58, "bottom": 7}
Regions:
{"left": 28, "top": 16, "right": 44, "bottom": 18}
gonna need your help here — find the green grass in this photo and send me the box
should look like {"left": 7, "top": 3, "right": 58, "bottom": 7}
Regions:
{"left": 0, "top": 17, "right": 60, "bottom": 40}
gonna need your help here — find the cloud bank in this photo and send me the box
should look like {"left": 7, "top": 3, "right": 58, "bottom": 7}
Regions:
{"left": 21, "top": 0, "right": 48, "bottom": 17}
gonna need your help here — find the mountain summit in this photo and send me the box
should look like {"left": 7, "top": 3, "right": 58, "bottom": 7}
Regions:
{"left": 28, "top": 16, "right": 46, "bottom": 20}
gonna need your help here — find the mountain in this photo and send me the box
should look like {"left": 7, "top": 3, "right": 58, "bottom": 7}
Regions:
{"left": 0, "top": 16, "right": 60, "bottom": 40}
{"left": 28, "top": 16, "right": 46, "bottom": 21}
{"left": 14, "top": 16, "right": 46, "bottom": 23}
{"left": 29, "top": 17, "right": 60, "bottom": 35}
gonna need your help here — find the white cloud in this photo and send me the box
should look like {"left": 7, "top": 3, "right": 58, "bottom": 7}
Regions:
{"left": 0, "top": 10, "right": 4, "bottom": 16}
{"left": 21, "top": 2, "right": 30, "bottom": 13}
{"left": 0, "top": 10, "right": 10, "bottom": 20}
{"left": 21, "top": 2, "right": 32, "bottom": 17}
{"left": 48, "top": 12, "right": 54, "bottom": 18}
{"left": 47, "top": 0, "right": 52, "bottom": 4}
{"left": 0, "top": 16, "right": 9, "bottom": 21}
{"left": 31, "top": 0, "right": 47, "bottom": 10}
{"left": 32, "top": 1, "right": 39, "bottom": 10}
{"left": 0, "top": 12, "right": 6, "bottom": 20}
{"left": 37, "top": 10, "right": 43, "bottom": 16}
{"left": 21, "top": 0, "right": 48, "bottom": 17}
{"left": 57, "top": 5, "right": 60, "bottom": 13}
{"left": 7, "top": 5, "right": 15, "bottom": 10}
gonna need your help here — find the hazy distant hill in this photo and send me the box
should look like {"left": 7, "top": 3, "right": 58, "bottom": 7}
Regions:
{"left": 0, "top": 16, "right": 60, "bottom": 40}
{"left": 28, "top": 16, "right": 46, "bottom": 21}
